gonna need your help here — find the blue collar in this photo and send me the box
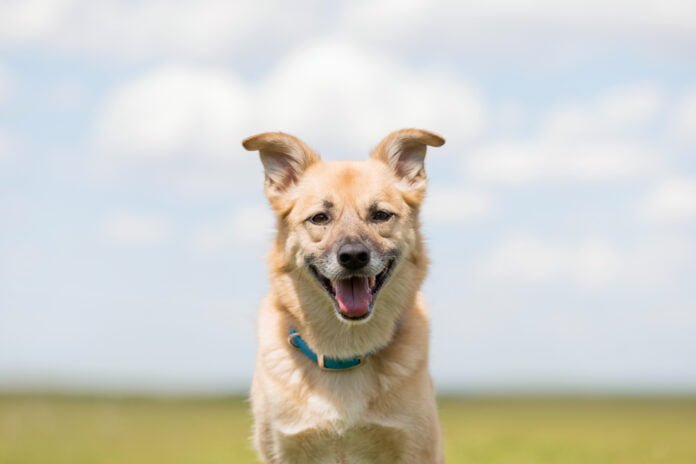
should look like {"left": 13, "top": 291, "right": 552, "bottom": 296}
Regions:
{"left": 288, "top": 328, "right": 367, "bottom": 371}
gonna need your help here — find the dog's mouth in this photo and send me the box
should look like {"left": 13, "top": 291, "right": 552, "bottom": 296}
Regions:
{"left": 309, "top": 260, "right": 395, "bottom": 321}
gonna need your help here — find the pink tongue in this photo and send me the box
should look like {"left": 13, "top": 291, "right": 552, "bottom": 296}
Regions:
{"left": 334, "top": 277, "right": 372, "bottom": 318}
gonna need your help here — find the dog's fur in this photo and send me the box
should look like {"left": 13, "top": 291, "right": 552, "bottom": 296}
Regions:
{"left": 243, "top": 128, "right": 445, "bottom": 463}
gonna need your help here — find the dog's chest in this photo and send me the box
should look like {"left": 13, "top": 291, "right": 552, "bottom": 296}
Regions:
{"left": 273, "top": 390, "right": 408, "bottom": 463}
{"left": 277, "top": 422, "right": 406, "bottom": 464}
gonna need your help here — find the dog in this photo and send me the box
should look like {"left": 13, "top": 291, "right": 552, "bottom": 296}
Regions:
{"left": 242, "top": 128, "right": 445, "bottom": 463}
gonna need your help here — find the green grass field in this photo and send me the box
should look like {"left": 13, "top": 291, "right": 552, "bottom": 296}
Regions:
{"left": 1, "top": 395, "right": 695, "bottom": 463}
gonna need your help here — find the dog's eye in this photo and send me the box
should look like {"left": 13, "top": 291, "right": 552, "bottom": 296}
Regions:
{"left": 308, "top": 212, "right": 331, "bottom": 225}
{"left": 370, "top": 210, "right": 393, "bottom": 223}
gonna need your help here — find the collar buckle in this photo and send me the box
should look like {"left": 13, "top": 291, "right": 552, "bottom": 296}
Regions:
{"left": 317, "top": 353, "right": 365, "bottom": 371}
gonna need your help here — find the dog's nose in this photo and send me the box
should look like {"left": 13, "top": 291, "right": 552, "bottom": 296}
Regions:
{"left": 337, "top": 242, "right": 370, "bottom": 271}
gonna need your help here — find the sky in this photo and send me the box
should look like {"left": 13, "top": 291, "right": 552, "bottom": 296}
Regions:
{"left": 1, "top": 0, "right": 695, "bottom": 394}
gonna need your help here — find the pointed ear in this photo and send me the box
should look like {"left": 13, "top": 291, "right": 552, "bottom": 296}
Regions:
{"left": 242, "top": 132, "right": 320, "bottom": 206}
{"left": 370, "top": 128, "right": 445, "bottom": 200}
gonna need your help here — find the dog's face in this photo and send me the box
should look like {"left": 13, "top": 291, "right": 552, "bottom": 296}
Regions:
{"left": 243, "top": 129, "right": 444, "bottom": 326}
{"left": 289, "top": 159, "right": 411, "bottom": 322}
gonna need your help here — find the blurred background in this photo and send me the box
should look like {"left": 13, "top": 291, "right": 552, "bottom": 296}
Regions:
{"left": 1, "top": 1, "right": 695, "bottom": 462}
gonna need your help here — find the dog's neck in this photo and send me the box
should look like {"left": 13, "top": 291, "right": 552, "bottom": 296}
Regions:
{"left": 283, "top": 297, "right": 412, "bottom": 360}
{"left": 276, "top": 299, "right": 429, "bottom": 393}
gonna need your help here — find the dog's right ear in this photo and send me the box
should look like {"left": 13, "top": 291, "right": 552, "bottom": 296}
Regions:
{"left": 242, "top": 132, "right": 320, "bottom": 209}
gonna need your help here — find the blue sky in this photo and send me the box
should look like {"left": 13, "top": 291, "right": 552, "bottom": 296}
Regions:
{"left": 1, "top": 0, "right": 695, "bottom": 393}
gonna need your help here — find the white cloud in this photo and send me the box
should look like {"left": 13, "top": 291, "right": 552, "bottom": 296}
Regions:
{"left": 464, "top": 82, "right": 664, "bottom": 186}
{"left": 0, "top": 0, "right": 73, "bottom": 43}
{"left": 672, "top": 88, "right": 696, "bottom": 146}
{"left": 467, "top": 140, "right": 658, "bottom": 185}
{"left": 340, "top": 1, "right": 696, "bottom": 61}
{"left": 2, "top": 0, "right": 695, "bottom": 66}
{"left": 635, "top": 305, "right": 696, "bottom": 331}
{"left": 480, "top": 234, "right": 693, "bottom": 288}
{"left": 101, "top": 212, "right": 171, "bottom": 245}
{"left": 481, "top": 235, "right": 623, "bottom": 288}
{"left": 641, "top": 178, "right": 696, "bottom": 222}
{"left": 424, "top": 187, "right": 490, "bottom": 224}
{"left": 95, "top": 65, "right": 251, "bottom": 160}
{"left": 93, "top": 41, "right": 484, "bottom": 184}
{"left": 540, "top": 82, "right": 663, "bottom": 140}
{"left": 613, "top": 235, "right": 695, "bottom": 287}
{"left": 193, "top": 206, "right": 274, "bottom": 253}
{"left": 0, "top": 65, "right": 11, "bottom": 104}
{"left": 0, "top": 130, "right": 17, "bottom": 163}
{"left": 593, "top": 82, "right": 663, "bottom": 131}
{"left": 0, "top": 0, "right": 323, "bottom": 61}
{"left": 92, "top": 65, "right": 262, "bottom": 196}
{"left": 258, "top": 40, "right": 484, "bottom": 157}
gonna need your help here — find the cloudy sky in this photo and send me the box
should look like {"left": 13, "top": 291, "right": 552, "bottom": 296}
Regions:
{"left": 1, "top": 0, "right": 695, "bottom": 393}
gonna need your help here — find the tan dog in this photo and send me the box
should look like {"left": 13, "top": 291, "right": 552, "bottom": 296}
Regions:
{"left": 242, "top": 128, "right": 445, "bottom": 464}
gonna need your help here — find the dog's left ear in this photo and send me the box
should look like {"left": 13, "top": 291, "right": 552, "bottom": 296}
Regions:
{"left": 370, "top": 128, "right": 445, "bottom": 204}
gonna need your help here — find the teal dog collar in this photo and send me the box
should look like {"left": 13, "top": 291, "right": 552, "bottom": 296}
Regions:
{"left": 288, "top": 328, "right": 366, "bottom": 371}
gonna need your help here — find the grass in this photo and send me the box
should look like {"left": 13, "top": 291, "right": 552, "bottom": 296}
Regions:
{"left": 1, "top": 394, "right": 695, "bottom": 463}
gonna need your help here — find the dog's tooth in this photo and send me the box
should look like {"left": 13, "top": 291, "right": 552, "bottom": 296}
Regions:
{"left": 369, "top": 276, "right": 376, "bottom": 288}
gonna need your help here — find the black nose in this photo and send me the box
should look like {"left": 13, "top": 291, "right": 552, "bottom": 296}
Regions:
{"left": 338, "top": 242, "right": 370, "bottom": 271}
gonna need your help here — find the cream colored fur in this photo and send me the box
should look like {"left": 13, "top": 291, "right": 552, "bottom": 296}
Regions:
{"left": 243, "top": 128, "right": 445, "bottom": 464}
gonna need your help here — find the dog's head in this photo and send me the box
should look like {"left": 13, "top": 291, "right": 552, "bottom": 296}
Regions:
{"left": 243, "top": 128, "right": 444, "bottom": 328}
